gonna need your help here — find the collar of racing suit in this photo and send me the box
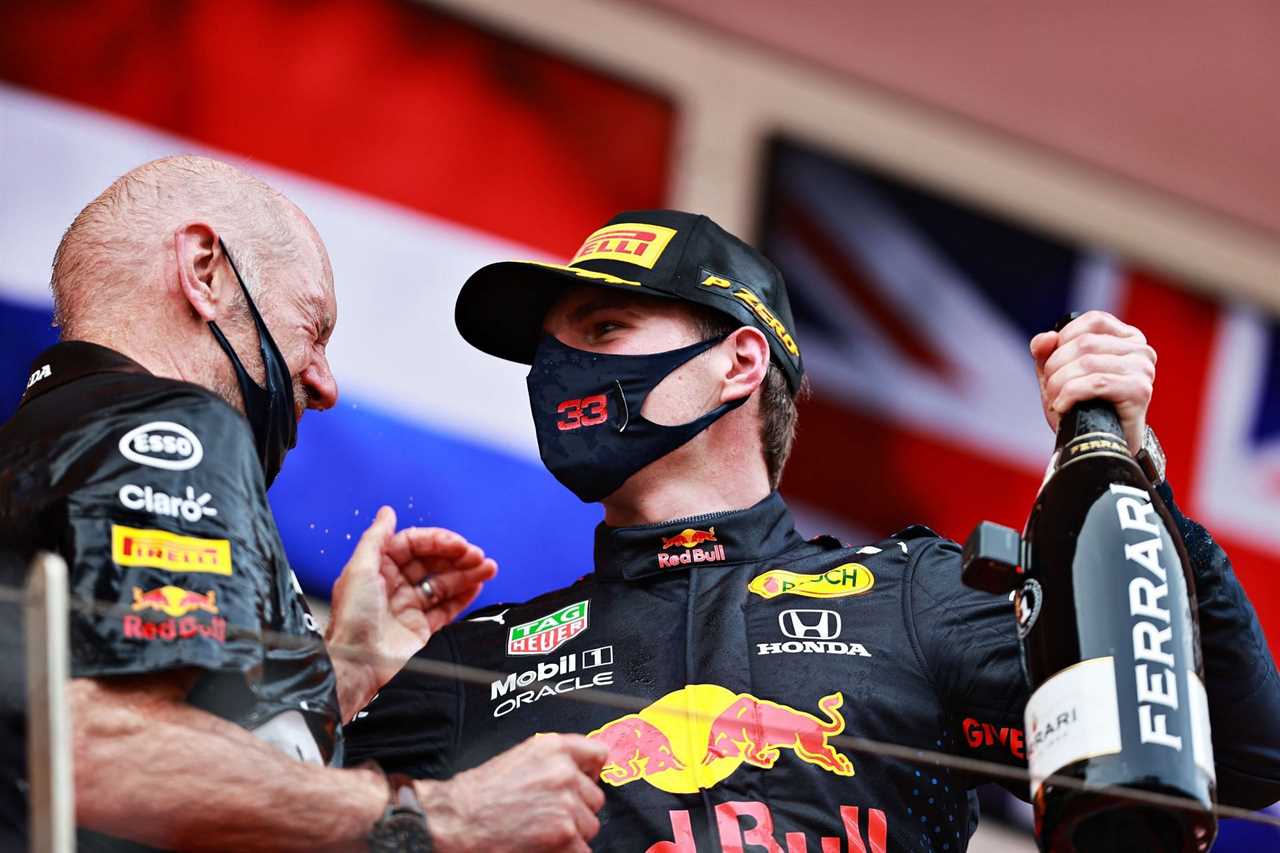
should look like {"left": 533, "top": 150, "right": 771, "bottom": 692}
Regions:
{"left": 18, "top": 340, "right": 150, "bottom": 409}
{"left": 593, "top": 490, "right": 812, "bottom": 581}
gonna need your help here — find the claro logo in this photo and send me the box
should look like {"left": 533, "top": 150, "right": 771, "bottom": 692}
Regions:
{"left": 118, "top": 422, "right": 204, "bottom": 471}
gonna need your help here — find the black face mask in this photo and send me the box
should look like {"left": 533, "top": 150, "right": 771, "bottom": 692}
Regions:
{"left": 207, "top": 240, "right": 298, "bottom": 488}
{"left": 526, "top": 334, "right": 747, "bottom": 503}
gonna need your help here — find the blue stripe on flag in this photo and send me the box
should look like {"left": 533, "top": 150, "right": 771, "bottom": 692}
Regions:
{"left": 0, "top": 298, "right": 58, "bottom": 422}
{"left": 1, "top": 294, "right": 596, "bottom": 609}
{"left": 270, "top": 397, "right": 599, "bottom": 608}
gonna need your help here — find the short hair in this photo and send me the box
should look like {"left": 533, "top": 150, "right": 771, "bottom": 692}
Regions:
{"left": 50, "top": 155, "right": 305, "bottom": 334}
{"left": 692, "top": 306, "right": 807, "bottom": 490}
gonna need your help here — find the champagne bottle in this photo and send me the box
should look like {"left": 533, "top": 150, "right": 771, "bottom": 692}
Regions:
{"left": 962, "top": 385, "right": 1216, "bottom": 851}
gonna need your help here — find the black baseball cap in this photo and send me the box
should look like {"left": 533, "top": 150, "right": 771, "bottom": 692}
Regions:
{"left": 454, "top": 209, "right": 805, "bottom": 393}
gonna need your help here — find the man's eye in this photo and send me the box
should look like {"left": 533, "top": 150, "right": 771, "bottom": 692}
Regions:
{"left": 593, "top": 321, "right": 622, "bottom": 337}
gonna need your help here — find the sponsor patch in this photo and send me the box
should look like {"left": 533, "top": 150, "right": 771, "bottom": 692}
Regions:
{"left": 118, "top": 421, "right": 204, "bottom": 471}
{"left": 586, "top": 685, "right": 853, "bottom": 793}
{"left": 657, "top": 527, "right": 725, "bottom": 568}
{"left": 508, "top": 600, "right": 589, "bottom": 655}
{"left": 131, "top": 585, "right": 218, "bottom": 617}
{"left": 490, "top": 645, "right": 613, "bottom": 717}
{"left": 118, "top": 484, "right": 218, "bottom": 523}
{"left": 469, "top": 608, "right": 509, "bottom": 626}
{"left": 111, "top": 525, "right": 232, "bottom": 575}
{"left": 748, "top": 564, "right": 874, "bottom": 600}
{"left": 962, "top": 717, "right": 1026, "bottom": 761}
{"left": 698, "top": 275, "right": 801, "bottom": 358}
{"left": 26, "top": 364, "right": 51, "bottom": 390}
{"left": 757, "top": 609, "right": 872, "bottom": 657}
{"left": 122, "top": 613, "right": 227, "bottom": 643}
{"left": 571, "top": 223, "right": 678, "bottom": 269}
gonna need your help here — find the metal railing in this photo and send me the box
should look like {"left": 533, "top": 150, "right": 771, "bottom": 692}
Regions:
{"left": 6, "top": 555, "right": 1279, "bottom": 849}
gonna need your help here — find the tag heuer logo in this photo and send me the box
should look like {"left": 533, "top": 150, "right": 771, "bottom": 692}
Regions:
{"left": 508, "top": 600, "right": 589, "bottom": 656}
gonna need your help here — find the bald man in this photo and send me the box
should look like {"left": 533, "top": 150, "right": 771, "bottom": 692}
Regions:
{"left": 0, "top": 156, "right": 607, "bottom": 852}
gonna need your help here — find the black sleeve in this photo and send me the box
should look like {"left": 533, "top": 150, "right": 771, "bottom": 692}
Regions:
{"left": 61, "top": 392, "right": 273, "bottom": 680}
{"left": 1158, "top": 482, "right": 1280, "bottom": 810}
{"left": 342, "top": 628, "right": 461, "bottom": 779}
{"left": 905, "top": 537, "right": 1030, "bottom": 796}
{"left": 907, "top": 488, "right": 1280, "bottom": 811}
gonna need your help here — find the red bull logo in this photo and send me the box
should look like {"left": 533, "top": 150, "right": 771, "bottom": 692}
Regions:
{"left": 586, "top": 684, "right": 854, "bottom": 794}
{"left": 703, "top": 692, "right": 853, "bottom": 776}
{"left": 662, "top": 528, "right": 718, "bottom": 550}
{"left": 131, "top": 585, "right": 218, "bottom": 618}
{"left": 589, "top": 716, "right": 687, "bottom": 785}
{"left": 647, "top": 801, "right": 887, "bottom": 853}
{"left": 658, "top": 529, "right": 725, "bottom": 568}
{"left": 126, "top": 585, "right": 225, "bottom": 643}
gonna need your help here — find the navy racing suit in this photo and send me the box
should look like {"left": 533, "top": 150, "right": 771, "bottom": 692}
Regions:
{"left": 344, "top": 489, "right": 1280, "bottom": 852}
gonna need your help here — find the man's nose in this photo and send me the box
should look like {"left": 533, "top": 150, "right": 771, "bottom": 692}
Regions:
{"left": 303, "top": 356, "right": 339, "bottom": 411}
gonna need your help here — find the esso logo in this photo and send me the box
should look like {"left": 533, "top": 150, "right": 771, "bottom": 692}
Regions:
{"left": 118, "top": 422, "right": 204, "bottom": 471}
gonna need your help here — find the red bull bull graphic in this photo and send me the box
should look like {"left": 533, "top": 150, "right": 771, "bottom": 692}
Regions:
{"left": 662, "top": 528, "right": 718, "bottom": 550}
{"left": 586, "top": 685, "right": 854, "bottom": 795}
{"left": 646, "top": 802, "right": 887, "bottom": 853}
{"left": 131, "top": 585, "right": 218, "bottom": 617}
{"left": 747, "top": 564, "right": 875, "bottom": 600}
{"left": 126, "top": 585, "right": 226, "bottom": 642}
{"left": 658, "top": 529, "right": 726, "bottom": 568}
{"left": 590, "top": 716, "right": 687, "bottom": 784}
{"left": 703, "top": 692, "right": 853, "bottom": 776}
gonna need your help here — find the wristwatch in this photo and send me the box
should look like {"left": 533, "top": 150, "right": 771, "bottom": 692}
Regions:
{"left": 367, "top": 770, "right": 433, "bottom": 853}
{"left": 1134, "top": 425, "right": 1167, "bottom": 487}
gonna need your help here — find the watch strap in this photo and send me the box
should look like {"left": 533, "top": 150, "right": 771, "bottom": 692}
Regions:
{"left": 365, "top": 764, "right": 433, "bottom": 853}
{"left": 1134, "top": 424, "right": 1167, "bottom": 486}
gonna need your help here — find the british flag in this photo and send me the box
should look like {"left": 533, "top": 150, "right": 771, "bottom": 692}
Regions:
{"left": 762, "top": 139, "right": 1280, "bottom": 663}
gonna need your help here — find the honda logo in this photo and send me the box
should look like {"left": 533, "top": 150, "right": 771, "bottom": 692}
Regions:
{"left": 778, "top": 609, "right": 841, "bottom": 640}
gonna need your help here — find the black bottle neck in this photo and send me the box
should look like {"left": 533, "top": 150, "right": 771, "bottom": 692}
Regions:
{"left": 1055, "top": 401, "right": 1126, "bottom": 450}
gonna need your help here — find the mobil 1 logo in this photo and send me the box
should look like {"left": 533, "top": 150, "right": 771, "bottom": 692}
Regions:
{"left": 491, "top": 645, "right": 614, "bottom": 718}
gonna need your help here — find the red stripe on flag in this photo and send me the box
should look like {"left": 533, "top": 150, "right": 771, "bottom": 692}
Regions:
{"left": 0, "top": 0, "right": 673, "bottom": 256}
{"left": 1115, "top": 272, "right": 1280, "bottom": 658}
{"left": 782, "top": 392, "right": 1042, "bottom": 543}
{"left": 1114, "top": 269, "right": 1213, "bottom": 502}
{"left": 777, "top": 197, "right": 950, "bottom": 378}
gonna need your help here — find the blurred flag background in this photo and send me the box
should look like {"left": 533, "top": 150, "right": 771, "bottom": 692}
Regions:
{"left": 2, "top": 1, "right": 1278, "bottom": 847}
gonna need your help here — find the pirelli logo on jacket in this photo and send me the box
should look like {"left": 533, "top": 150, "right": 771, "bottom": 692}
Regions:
{"left": 111, "top": 524, "right": 233, "bottom": 575}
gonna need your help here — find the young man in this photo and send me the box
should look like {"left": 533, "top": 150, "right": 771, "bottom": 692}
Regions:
{"left": 0, "top": 156, "right": 607, "bottom": 852}
{"left": 345, "top": 210, "right": 1280, "bottom": 850}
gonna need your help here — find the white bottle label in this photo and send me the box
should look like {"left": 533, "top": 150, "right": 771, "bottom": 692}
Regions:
{"left": 1187, "top": 671, "right": 1216, "bottom": 784}
{"left": 1026, "top": 656, "right": 1123, "bottom": 798}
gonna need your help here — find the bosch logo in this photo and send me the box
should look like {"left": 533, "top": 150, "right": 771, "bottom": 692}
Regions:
{"left": 119, "top": 422, "right": 203, "bottom": 471}
{"left": 779, "top": 609, "right": 842, "bottom": 641}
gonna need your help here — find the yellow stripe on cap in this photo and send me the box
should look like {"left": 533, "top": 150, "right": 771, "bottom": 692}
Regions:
{"left": 521, "top": 261, "right": 643, "bottom": 287}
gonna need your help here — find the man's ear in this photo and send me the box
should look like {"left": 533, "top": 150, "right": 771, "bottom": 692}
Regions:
{"left": 174, "top": 222, "right": 224, "bottom": 322}
{"left": 721, "top": 326, "right": 770, "bottom": 404}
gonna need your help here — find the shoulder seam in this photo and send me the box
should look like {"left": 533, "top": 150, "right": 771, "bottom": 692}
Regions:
{"left": 901, "top": 538, "right": 943, "bottom": 698}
